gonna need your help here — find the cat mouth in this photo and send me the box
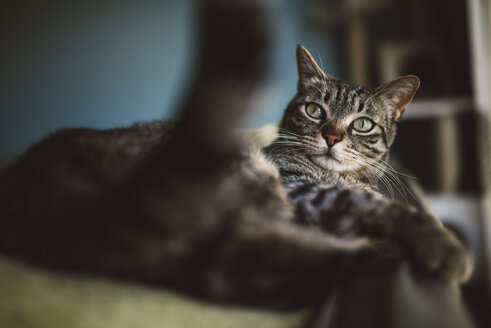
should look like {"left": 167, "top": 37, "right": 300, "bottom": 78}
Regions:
{"left": 310, "top": 151, "right": 363, "bottom": 173}
{"left": 311, "top": 151, "right": 341, "bottom": 163}
{"left": 324, "top": 151, "right": 341, "bottom": 163}
{"left": 310, "top": 154, "right": 352, "bottom": 172}
{"left": 309, "top": 151, "right": 342, "bottom": 172}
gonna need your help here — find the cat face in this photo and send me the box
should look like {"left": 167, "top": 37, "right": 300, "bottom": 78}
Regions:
{"left": 278, "top": 46, "right": 420, "bottom": 174}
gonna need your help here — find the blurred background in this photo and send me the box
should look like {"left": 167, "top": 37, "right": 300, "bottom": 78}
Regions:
{"left": 1, "top": 0, "right": 490, "bottom": 326}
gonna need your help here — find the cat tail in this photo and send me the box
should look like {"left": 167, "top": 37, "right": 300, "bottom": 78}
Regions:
{"left": 122, "top": 0, "right": 275, "bottom": 228}
{"left": 167, "top": 0, "right": 272, "bottom": 167}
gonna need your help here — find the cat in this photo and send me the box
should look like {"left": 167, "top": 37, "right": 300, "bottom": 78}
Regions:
{"left": 265, "top": 45, "right": 472, "bottom": 283}
{"left": 0, "top": 0, "right": 471, "bottom": 309}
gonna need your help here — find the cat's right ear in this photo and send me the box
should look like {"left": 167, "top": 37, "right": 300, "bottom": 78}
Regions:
{"left": 374, "top": 75, "right": 420, "bottom": 121}
{"left": 296, "top": 45, "right": 329, "bottom": 91}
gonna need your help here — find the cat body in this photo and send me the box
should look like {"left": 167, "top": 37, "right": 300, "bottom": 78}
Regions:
{"left": 0, "top": 0, "right": 471, "bottom": 310}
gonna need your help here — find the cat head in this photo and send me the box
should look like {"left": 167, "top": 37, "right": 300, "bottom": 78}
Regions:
{"left": 277, "top": 45, "right": 419, "bottom": 174}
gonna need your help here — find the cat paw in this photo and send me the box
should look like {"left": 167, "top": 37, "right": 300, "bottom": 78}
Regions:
{"left": 408, "top": 221, "right": 473, "bottom": 283}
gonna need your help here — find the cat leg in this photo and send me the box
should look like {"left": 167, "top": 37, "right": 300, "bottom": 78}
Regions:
{"left": 285, "top": 182, "right": 473, "bottom": 283}
{"left": 191, "top": 216, "right": 380, "bottom": 308}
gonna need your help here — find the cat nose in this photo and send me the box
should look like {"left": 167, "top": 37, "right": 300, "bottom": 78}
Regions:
{"left": 324, "top": 133, "right": 343, "bottom": 147}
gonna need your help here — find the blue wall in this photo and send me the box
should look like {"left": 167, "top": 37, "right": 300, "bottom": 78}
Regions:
{"left": 0, "top": 0, "right": 337, "bottom": 157}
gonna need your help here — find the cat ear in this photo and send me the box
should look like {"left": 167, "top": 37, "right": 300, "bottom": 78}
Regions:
{"left": 296, "top": 45, "right": 329, "bottom": 90}
{"left": 374, "top": 75, "right": 420, "bottom": 121}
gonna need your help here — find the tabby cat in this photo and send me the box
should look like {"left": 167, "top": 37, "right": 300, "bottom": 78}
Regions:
{"left": 0, "top": 0, "right": 471, "bottom": 309}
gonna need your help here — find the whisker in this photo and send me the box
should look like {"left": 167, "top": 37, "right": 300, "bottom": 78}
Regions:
{"left": 276, "top": 133, "right": 320, "bottom": 149}
{"left": 315, "top": 51, "right": 328, "bottom": 91}
{"left": 356, "top": 153, "right": 417, "bottom": 203}
{"left": 343, "top": 149, "right": 402, "bottom": 200}
{"left": 303, "top": 82, "right": 324, "bottom": 96}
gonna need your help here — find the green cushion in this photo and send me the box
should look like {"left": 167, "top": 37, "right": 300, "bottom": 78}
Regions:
{"left": 0, "top": 256, "right": 310, "bottom": 328}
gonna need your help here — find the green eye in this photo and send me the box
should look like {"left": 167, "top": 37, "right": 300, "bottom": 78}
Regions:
{"left": 352, "top": 117, "right": 374, "bottom": 132}
{"left": 305, "top": 103, "right": 323, "bottom": 119}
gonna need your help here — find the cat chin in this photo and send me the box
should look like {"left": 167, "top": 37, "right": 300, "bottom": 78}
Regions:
{"left": 310, "top": 154, "right": 344, "bottom": 171}
{"left": 310, "top": 154, "right": 359, "bottom": 173}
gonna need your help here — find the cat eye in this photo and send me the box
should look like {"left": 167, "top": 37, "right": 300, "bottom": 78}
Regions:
{"left": 305, "top": 103, "right": 324, "bottom": 119}
{"left": 352, "top": 117, "right": 374, "bottom": 132}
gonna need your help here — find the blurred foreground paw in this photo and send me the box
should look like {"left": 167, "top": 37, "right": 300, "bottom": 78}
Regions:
{"left": 407, "top": 219, "right": 473, "bottom": 283}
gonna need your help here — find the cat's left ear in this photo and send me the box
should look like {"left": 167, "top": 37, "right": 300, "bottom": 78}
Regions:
{"left": 296, "top": 45, "right": 329, "bottom": 90}
{"left": 374, "top": 75, "right": 420, "bottom": 121}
